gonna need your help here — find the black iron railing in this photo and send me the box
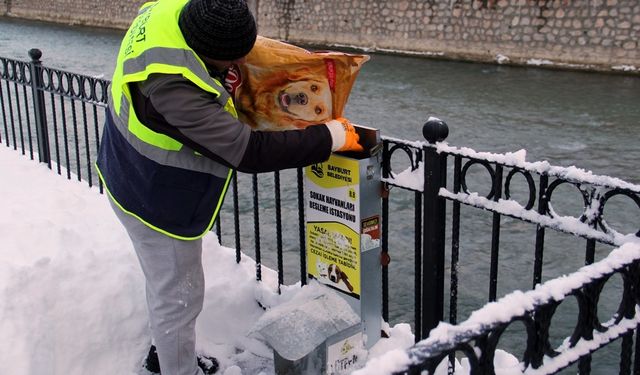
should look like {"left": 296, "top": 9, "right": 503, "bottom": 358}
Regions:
{"left": 2, "top": 51, "right": 640, "bottom": 374}
{"left": 380, "top": 125, "right": 640, "bottom": 374}
{"left": 0, "top": 49, "right": 109, "bottom": 190}
{"left": 390, "top": 242, "right": 640, "bottom": 374}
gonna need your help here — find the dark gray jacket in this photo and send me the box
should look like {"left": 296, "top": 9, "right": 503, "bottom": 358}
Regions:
{"left": 131, "top": 73, "right": 332, "bottom": 173}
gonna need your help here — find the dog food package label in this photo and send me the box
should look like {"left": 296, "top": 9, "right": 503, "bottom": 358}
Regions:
{"left": 224, "top": 36, "right": 370, "bottom": 130}
{"left": 305, "top": 154, "right": 361, "bottom": 299}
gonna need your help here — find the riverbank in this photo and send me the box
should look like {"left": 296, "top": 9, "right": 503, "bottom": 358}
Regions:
{"left": 2, "top": 0, "right": 638, "bottom": 75}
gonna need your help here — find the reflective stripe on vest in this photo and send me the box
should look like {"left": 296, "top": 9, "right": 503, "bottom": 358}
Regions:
{"left": 97, "top": 156, "right": 234, "bottom": 242}
{"left": 107, "top": 94, "right": 231, "bottom": 177}
{"left": 122, "top": 47, "right": 227, "bottom": 96}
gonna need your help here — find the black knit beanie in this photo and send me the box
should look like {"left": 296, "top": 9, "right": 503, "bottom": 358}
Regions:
{"left": 178, "top": 0, "right": 257, "bottom": 61}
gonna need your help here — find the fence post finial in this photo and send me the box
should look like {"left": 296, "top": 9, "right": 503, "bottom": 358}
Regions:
{"left": 422, "top": 117, "right": 449, "bottom": 144}
{"left": 28, "top": 48, "right": 42, "bottom": 61}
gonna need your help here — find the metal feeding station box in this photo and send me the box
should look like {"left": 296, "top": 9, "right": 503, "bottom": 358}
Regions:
{"left": 274, "top": 125, "right": 383, "bottom": 375}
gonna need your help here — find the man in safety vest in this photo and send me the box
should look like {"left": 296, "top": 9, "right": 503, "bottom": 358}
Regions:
{"left": 96, "top": 0, "right": 362, "bottom": 374}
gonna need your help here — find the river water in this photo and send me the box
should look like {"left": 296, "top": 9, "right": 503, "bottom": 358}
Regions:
{"left": 2, "top": 16, "right": 639, "bottom": 373}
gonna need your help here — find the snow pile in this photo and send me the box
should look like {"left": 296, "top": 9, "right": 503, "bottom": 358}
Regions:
{"left": 495, "top": 54, "right": 510, "bottom": 64}
{"left": 0, "top": 147, "right": 281, "bottom": 374}
{"left": 612, "top": 65, "right": 638, "bottom": 72}
{"left": 250, "top": 284, "right": 360, "bottom": 361}
{"left": 0, "top": 147, "right": 417, "bottom": 374}
{"left": 3, "top": 144, "right": 637, "bottom": 374}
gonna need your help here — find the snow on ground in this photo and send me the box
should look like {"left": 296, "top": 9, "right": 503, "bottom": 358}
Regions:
{"left": 0, "top": 147, "right": 417, "bottom": 375}
{"left": 4, "top": 145, "right": 636, "bottom": 375}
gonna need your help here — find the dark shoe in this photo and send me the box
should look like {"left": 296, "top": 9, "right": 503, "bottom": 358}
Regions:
{"left": 143, "top": 345, "right": 219, "bottom": 374}
{"left": 197, "top": 354, "right": 219, "bottom": 374}
{"left": 143, "top": 345, "right": 161, "bottom": 374}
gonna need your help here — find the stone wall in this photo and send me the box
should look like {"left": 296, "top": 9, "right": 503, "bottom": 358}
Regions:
{"left": 2, "top": 0, "right": 638, "bottom": 73}
{"left": 4, "top": 0, "right": 141, "bottom": 29}
{"left": 257, "top": 0, "right": 639, "bottom": 72}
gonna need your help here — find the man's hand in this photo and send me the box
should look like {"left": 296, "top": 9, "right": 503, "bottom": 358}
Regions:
{"left": 326, "top": 117, "right": 364, "bottom": 152}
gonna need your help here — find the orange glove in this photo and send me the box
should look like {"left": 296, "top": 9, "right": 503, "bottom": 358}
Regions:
{"left": 326, "top": 117, "right": 364, "bottom": 153}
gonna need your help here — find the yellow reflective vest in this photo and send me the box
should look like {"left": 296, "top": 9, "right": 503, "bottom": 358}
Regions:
{"left": 97, "top": 0, "right": 237, "bottom": 240}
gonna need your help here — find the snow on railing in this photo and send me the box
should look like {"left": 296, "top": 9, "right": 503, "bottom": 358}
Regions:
{"left": 380, "top": 138, "right": 640, "bottom": 194}
{"left": 436, "top": 143, "right": 640, "bottom": 194}
{"left": 438, "top": 189, "right": 635, "bottom": 247}
{"left": 380, "top": 137, "right": 640, "bottom": 245}
{"left": 355, "top": 241, "right": 640, "bottom": 375}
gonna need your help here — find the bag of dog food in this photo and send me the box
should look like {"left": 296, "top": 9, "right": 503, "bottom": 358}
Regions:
{"left": 224, "top": 36, "right": 369, "bottom": 131}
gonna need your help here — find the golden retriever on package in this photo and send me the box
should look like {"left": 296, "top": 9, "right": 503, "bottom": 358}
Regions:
{"left": 224, "top": 36, "right": 369, "bottom": 131}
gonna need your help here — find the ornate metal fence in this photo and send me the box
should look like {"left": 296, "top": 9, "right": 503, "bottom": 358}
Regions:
{"left": 381, "top": 123, "right": 640, "bottom": 374}
{"left": 385, "top": 242, "right": 640, "bottom": 375}
{"left": 2, "top": 51, "right": 639, "bottom": 374}
{"left": 0, "top": 49, "right": 109, "bottom": 189}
